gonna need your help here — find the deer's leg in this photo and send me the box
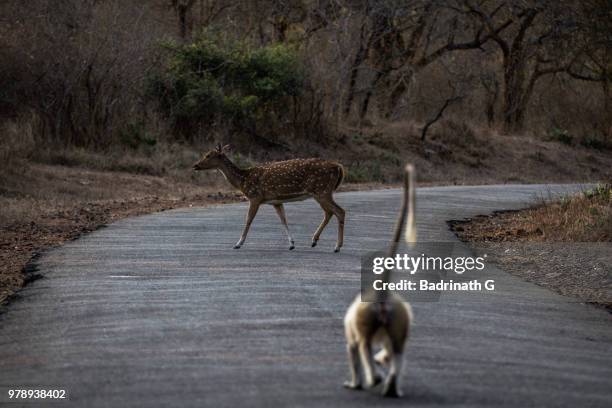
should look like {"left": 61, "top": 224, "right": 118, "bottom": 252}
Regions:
{"left": 329, "top": 197, "right": 346, "bottom": 252}
{"left": 311, "top": 207, "right": 332, "bottom": 248}
{"left": 313, "top": 195, "right": 345, "bottom": 252}
{"left": 273, "top": 204, "right": 295, "bottom": 250}
{"left": 234, "top": 200, "right": 260, "bottom": 249}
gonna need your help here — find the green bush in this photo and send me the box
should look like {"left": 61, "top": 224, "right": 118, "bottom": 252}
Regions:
{"left": 584, "top": 184, "right": 611, "bottom": 201}
{"left": 119, "top": 122, "right": 157, "bottom": 150}
{"left": 345, "top": 161, "right": 384, "bottom": 183}
{"left": 580, "top": 135, "right": 611, "bottom": 151}
{"left": 547, "top": 128, "right": 574, "bottom": 145}
{"left": 147, "top": 33, "right": 304, "bottom": 137}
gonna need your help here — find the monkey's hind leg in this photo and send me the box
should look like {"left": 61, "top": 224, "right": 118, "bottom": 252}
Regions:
{"left": 382, "top": 351, "right": 404, "bottom": 398}
{"left": 343, "top": 342, "right": 362, "bottom": 390}
{"left": 358, "top": 340, "right": 382, "bottom": 388}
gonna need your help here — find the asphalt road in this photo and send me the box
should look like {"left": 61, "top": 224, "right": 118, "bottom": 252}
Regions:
{"left": 1, "top": 184, "right": 611, "bottom": 407}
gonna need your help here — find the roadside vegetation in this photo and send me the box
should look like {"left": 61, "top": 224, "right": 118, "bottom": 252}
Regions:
{"left": 1, "top": 1, "right": 610, "bottom": 171}
{"left": 453, "top": 185, "right": 611, "bottom": 242}
{"left": 452, "top": 185, "right": 612, "bottom": 310}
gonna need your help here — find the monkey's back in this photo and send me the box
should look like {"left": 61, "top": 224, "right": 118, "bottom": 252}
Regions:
{"left": 346, "top": 295, "right": 411, "bottom": 350}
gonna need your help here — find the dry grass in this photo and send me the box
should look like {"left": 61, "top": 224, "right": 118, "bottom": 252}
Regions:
{"left": 346, "top": 118, "right": 612, "bottom": 184}
{"left": 452, "top": 186, "right": 611, "bottom": 310}
{"left": 454, "top": 185, "right": 612, "bottom": 243}
{"left": 523, "top": 186, "right": 611, "bottom": 241}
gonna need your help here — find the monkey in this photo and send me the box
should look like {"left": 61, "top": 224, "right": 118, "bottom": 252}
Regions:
{"left": 343, "top": 164, "right": 416, "bottom": 398}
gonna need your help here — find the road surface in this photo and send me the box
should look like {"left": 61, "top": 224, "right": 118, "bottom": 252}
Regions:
{"left": 1, "top": 184, "right": 611, "bottom": 407}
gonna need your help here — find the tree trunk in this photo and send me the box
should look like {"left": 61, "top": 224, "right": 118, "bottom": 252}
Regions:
{"left": 178, "top": 5, "right": 187, "bottom": 39}
{"left": 386, "top": 81, "right": 406, "bottom": 119}
{"left": 499, "top": 9, "right": 539, "bottom": 133}
{"left": 344, "top": 15, "right": 370, "bottom": 118}
{"left": 383, "top": 69, "right": 414, "bottom": 119}
{"left": 175, "top": 0, "right": 196, "bottom": 40}
{"left": 604, "top": 81, "right": 611, "bottom": 140}
{"left": 359, "top": 70, "right": 384, "bottom": 120}
{"left": 482, "top": 76, "right": 498, "bottom": 127}
{"left": 501, "top": 53, "right": 529, "bottom": 133}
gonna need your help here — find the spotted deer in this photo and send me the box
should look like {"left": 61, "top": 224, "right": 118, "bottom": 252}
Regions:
{"left": 192, "top": 144, "right": 346, "bottom": 251}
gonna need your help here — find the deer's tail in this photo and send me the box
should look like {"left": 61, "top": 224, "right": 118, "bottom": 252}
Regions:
{"left": 334, "top": 164, "right": 345, "bottom": 191}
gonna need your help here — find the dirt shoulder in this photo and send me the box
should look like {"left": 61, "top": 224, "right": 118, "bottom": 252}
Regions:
{"left": 0, "top": 162, "right": 245, "bottom": 307}
{"left": 450, "top": 187, "right": 611, "bottom": 311}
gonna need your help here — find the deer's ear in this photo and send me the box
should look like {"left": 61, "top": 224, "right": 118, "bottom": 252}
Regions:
{"left": 222, "top": 144, "right": 234, "bottom": 153}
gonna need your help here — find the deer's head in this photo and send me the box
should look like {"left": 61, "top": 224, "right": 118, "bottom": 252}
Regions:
{"left": 192, "top": 143, "right": 233, "bottom": 171}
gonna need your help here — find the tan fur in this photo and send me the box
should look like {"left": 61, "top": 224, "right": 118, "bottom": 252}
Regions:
{"left": 343, "top": 164, "right": 415, "bottom": 398}
{"left": 193, "top": 144, "right": 346, "bottom": 251}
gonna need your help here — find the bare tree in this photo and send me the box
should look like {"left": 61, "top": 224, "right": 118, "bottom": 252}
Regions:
{"left": 342, "top": 0, "right": 516, "bottom": 120}
{"left": 462, "top": 0, "right": 605, "bottom": 132}
{"left": 565, "top": 0, "right": 612, "bottom": 137}
{"left": 1, "top": 0, "right": 609, "bottom": 146}
{"left": 0, "top": 0, "right": 160, "bottom": 146}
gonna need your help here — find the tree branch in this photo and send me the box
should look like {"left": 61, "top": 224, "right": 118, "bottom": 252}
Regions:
{"left": 419, "top": 4, "right": 515, "bottom": 67}
{"left": 421, "top": 95, "right": 463, "bottom": 142}
{"left": 566, "top": 68, "right": 608, "bottom": 82}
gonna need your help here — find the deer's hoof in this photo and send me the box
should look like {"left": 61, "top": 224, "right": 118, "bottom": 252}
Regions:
{"left": 343, "top": 380, "right": 362, "bottom": 390}
{"left": 233, "top": 245, "right": 241, "bottom": 249}
{"left": 311, "top": 240, "right": 317, "bottom": 247}
{"left": 334, "top": 247, "right": 341, "bottom": 253}
{"left": 289, "top": 245, "right": 295, "bottom": 250}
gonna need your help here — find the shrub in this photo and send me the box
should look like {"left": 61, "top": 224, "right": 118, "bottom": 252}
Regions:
{"left": 580, "top": 135, "right": 612, "bottom": 151}
{"left": 345, "top": 161, "right": 384, "bottom": 183}
{"left": 584, "top": 184, "right": 611, "bottom": 201}
{"left": 119, "top": 122, "right": 157, "bottom": 150}
{"left": 147, "top": 32, "right": 304, "bottom": 139}
{"left": 548, "top": 128, "right": 574, "bottom": 145}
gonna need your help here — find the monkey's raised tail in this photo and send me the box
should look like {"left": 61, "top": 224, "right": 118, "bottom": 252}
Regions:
{"left": 404, "top": 164, "right": 417, "bottom": 246}
{"left": 387, "top": 164, "right": 416, "bottom": 260}
{"left": 377, "top": 164, "right": 416, "bottom": 303}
